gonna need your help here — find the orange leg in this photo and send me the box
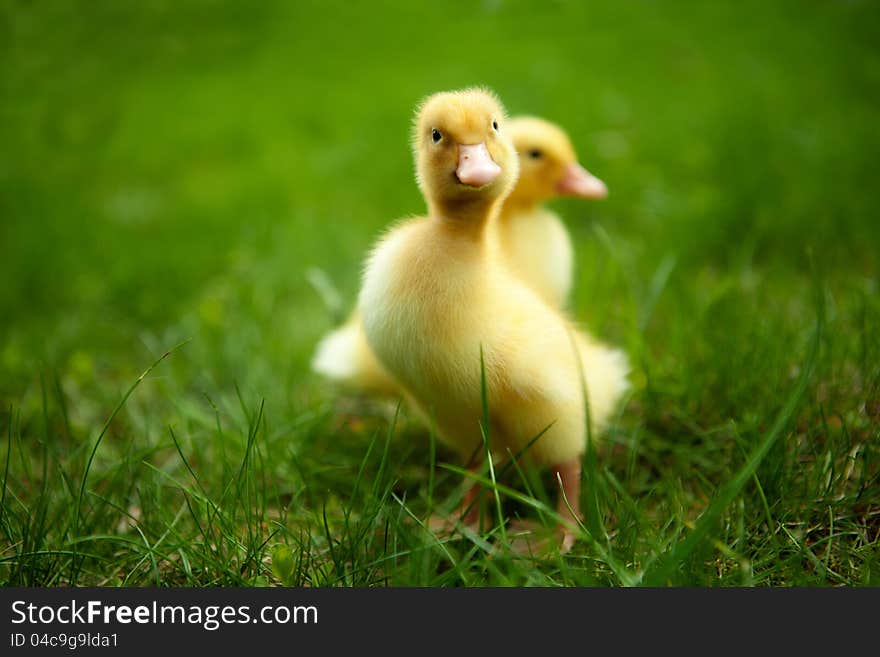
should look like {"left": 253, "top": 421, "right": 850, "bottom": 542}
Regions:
{"left": 428, "top": 461, "right": 482, "bottom": 533}
{"left": 456, "top": 476, "right": 482, "bottom": 527}
{"left": 552, "top": 458, "right": 582, "bottom": 552}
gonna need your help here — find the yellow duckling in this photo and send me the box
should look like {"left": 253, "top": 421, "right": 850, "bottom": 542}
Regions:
{"left": 312, "top": 117, "right": 607, "bottom": 394}
{"left": 358, "top": 88, "right": 629, "bottom": 550}
{"left": 498, "top": 116, "right": 607, "bottom": 308}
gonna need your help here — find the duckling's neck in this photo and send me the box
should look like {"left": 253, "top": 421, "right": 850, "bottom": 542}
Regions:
{"left": 430, "top": 196, "right": 505, "bottom": 242}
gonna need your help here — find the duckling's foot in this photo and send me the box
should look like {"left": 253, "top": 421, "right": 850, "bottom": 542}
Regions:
{"left": 506, "top": 519, "right": 556, "bottom": 556}
{"left": 504, "top": 519, "right": 574, "bottom": 556}
{"left": 426, "top": 481, "right": 482, "bottom": 536}
{"left": 426, "top": 512, "right": 477, "bottom": 536}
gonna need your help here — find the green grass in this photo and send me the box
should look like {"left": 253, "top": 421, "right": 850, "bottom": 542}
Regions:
{"left": 1, "top": 0, "right": 879, "bottom": 586}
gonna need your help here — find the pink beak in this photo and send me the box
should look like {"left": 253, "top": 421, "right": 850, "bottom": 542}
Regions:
{"left": 557, "top": 162, "right": 608, "bottom": 199}
{"left": 456, "top": 143, "right": 502, "bottom": 187}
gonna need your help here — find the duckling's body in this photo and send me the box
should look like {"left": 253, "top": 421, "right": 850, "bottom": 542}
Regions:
{"left": 361, "top": 215, "right": 627, "bottom": 466}
{"left": 359, "top": 89, "right": 629, "bottom": 549}
{"left": 313, "top": 116, "right": 607, "bottom": 394}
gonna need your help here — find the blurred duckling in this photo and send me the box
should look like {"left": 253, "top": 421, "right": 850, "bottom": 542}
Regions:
{"left": 312, "top": 117, "right": 607, "bottom": 395}
{"left": 358, "top": 88, "right": 629, "bottom": 551}
{"left": 498, "top": 116, "right": 607, "bottom": 308}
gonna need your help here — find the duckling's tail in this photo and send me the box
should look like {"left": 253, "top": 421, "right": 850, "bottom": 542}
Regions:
{"left": 576, "top": 336, "right": 631, "bottom": 434}
{"left": 311, "top": 314, "right": 401, "bottom": 396}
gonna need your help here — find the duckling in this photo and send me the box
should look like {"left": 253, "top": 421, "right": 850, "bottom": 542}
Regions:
{"left": 312, "top": 117, "right": 606, "bottom": 394}
{"left": 358, "top": 88, "right": 629, "bottom": 551}
{"left": 497, "top": 116, "right": 607, "bottom": 308}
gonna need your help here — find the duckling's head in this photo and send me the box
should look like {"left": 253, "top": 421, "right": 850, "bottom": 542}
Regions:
{"left": 505, "top": 116, "right": 607, "bottom": 208}
{"left": 413, "top": 88, "right": 519, "bottom": 215}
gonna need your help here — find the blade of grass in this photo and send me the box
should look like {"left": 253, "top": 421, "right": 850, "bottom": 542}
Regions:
{"left": 1, "top": 406, "right": 13, "bottom": 540}
{"left": 479, "top": 345, "right": 506, "bottom": 543}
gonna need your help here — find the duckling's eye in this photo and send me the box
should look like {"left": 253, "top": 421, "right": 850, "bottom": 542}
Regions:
{"left": 528, "top": 149, "right": 543, "bottom": 159}
{"left": 431, "top": 128, "right": 442, "bottom": 143}
{"left": 492, "top": 120, "right": 499, "bottom": 131}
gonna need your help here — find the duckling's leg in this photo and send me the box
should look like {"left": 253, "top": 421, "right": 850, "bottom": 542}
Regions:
{"left": 553, "top": 458, "right": 582, "bottom": 553}
{"left": 457, "top": 476, "right": 482, "bottom": 527}
{"left": 427, "top": 462, "right": 483, "bottom": 534}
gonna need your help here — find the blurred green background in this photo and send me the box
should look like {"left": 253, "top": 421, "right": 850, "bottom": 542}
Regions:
{"left": 1, "top": 1, "right": 878, "bottom": 585}
{"left": 2, "top": 0, "right": 877, "bottom": 388}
